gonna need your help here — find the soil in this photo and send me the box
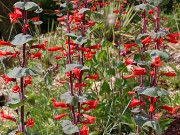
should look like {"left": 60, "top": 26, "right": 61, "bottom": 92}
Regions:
{"left": 163, "top": 110, "right": 180, "bottom": 135}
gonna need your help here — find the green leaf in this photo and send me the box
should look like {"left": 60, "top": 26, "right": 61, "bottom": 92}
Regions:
{"left": 60, "top": 120, "right": 79, "bottom": 134}
{"left": 134, "top": 4, "right": 154, "bottom": 11}
{"left": 78, "top": 8, "right": 90, "bottom": 15}
{"left": 11, "top": 33, "right": 33, "bottom": 46}
{"left": 143, "top": 119, "right": 162, "bottom": 135}
{"left": 135, "top": 33, "right": 149, "bottom": 45}
{"left": 100, "top": 81, "right": 111, "bottom": 95}
{"left": 146, "top": 50, "right": 170, "bottom": 60}
{"left": 8, "top": 98, "right": 27, "bottom": 109}
{"left": 147, "top": 0, "right": 170, "bottom": 7}
{"left": 74, "top": 36, "right": 89, "bottom": 45}
{"left": 14, "top": 2, "right": 38, "bottom": 11}
{"left": 65, "top": 64, "right": 89, "bottom": 72}
{"left": 7, "top": 93, "right": 20, "bottom": 105}
{"left": 32, "top": 21, "right": 43, "bottom": 25}
{"left": 140, "top": 87, "right": 169, "bottom": 97}
{"left": 150, "top": 29, "right": 169, "bottom": 39}
{"left": 134, "top": 115, "right": 148, "bottom": 126}
{"left": 7, "top": 67, "right": 39, "bottom": 78}
{"left": 66, "top": 33, "right": 77, "bottom": 39}
{"left": 60, "top": 92, "right": 79, "bottom": 106}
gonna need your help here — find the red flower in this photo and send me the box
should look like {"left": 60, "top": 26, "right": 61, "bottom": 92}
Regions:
{"left": 31, "top": 41, "right": 47, "bottom": 50}
{"left": 151, "top": 57, "right": 161, "bottom": 67}
{"left": 10, "top": 51, "right": 20, "bottom": 58}
{"left": 82, "top": 114, "right": 96, "bottom": 124}
{"left": 31, "top": 17, "right": 39, "bottom": 22}
{"left": 124, "top": 58, "right": 133, "bottom": 66}
{"left": 12, "top": 85, "right": 20, "bottom": 93}
{"left": 81, "top": 100, "right": 98, "bottom": 111}
{"left": 1, "top": 74, "right": 16, "bottom": 84}
{"left": 53, "top": 113, "right": 66, "bottom": 120}
{"left": 78, "top": 47, "right": 90, "bottom": 52}
{"left": 113, "top": 10, "right": 119, "bottom": 14}
{"left": 149, "top": 104, "right": 155, "bottom": 112}
{"left": 27, "top": 51, "right": 41, "bottom": 59}
{"left": 84, "top": 52, "right": 94, "bottom": 60}
{"left": 15, "top": 130, "right": 21, "bottom": 135}
{"left": 160, "top": 106, "right": 179, "bottom": 114}
{"left": 128, "top": 91, "right": 136, "bottom": 95}
{"left": 123, "top": 67, "right": 146, "bottom": 79}
{"left": 129, "top": 97, "right": 143, "bottom": 107}
{"left": 0, "top": 40, "right": 11, "bottom": 46}
{"left": 25, "top": 76, "right": 32, "bottom": 86}
{"left": 25, "top": 118, "right": 34, "bottom": 127}
{"left": 72, "top": 68, "right": 81, "bottom": 79}
{"left": 85, "top": 74, "right": 98, "bottom": 80}
{"left": 48, "top": 46, "right": 62, "bottom": 51}
{"left": 51, "top": 98, "right": 68, "bottom": 108}
{"left": 80, "top": 125, "right": 88, "bottom": 135}
{"left": 162, "top": 72, "right": 176, "bottom": 77}
{"left": 88, "top": 43, "right": 100, "bottom": 50}
{"left": 8, "top": 8, "right": 22, "bottom": 23}
{"left": 154, "top": 112, "right": 162, "bottom": 122}
{"left": 148, "top": 10, "right": 154, "bottom": 14}
{"left": 0, "top": 110, "right": 16, "bottom": 122}
{"left": 123, "top": 43, "right": 137, "bottom": 49}
{"left": 141, "top": 36, "right": 151, "bottom": 45}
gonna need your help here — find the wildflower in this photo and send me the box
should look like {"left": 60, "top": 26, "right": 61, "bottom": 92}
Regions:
{"left": 149, "top": 104, "right": 155, "bottom": 112}
{"left": 25, "top": 76, "right": 32, "bottom": 86}
{"left": 88, "top": 43, "right": 100, "bottom": 50}
{"left": 31, "top": 17, "right": 39, "bottom": 22}
{"left": 128, "top": 91, "right": 136, "bottom": 95}
{"left": 25, "top": 118, "right": 34, "bottom": 127}
{"left": 151, "top": 57, "right": 161, "bottom": 67}
{"left": 162, "top": 72, "right": 176, "bottom": 77}
{"left": 0, "top": 40, "right": 11, "bottom": 46}
{"left": 53, "top": 113, "right": 67, "bottom": 120}
{"left": 123, "top": 43, "right": 137, "bottom": 49}
{"left": 129, "top": 97, "right": 143, "bottom": 107}
{"left": 8, "top": 8, "right": 22, "bottom": 23}
{"left": 80, "top": 125, "right": 88, "bottom": 135}
{"left": 48, "top": 46, "right": 62, "bottom": 51}
{"left": 72, "top": 68, "right": 81, "bottom": 79}
{"left": 85, "top": 74, "right": 98, "bottom": 80}
{"left": 1, "top": 74, "right": 16, "bottom": 84}
{"left": 31, "top": 41, "right": 47, "bottom": 50}
{"left": 141, "top": 36, "right": 151, "bottom": 45}
{"left": 81, "top": 100, "right": 98, "bottom": 111}
{"left": 51, "top": 98, "right": 68, "bottom": 108}
{"left": 160, "top": 106, "right": 179, "bottom": 114}
{"left": 10, "top": 51, "right": 20, "bottom": 58}
{"left": 113, "top": 10, "right": 119, "bottom": 14}
{"left": 154, "top": 112, "right": 162, "bottom": 122}
{"left": 27, "top": 51, "right": 41, "bottom": 59}
{"left": 84, "top": 52, "right": 94, "bottom": 60}
{"left": 123, "top": 67, "right": 146, "bottom": 79}
{"left": 12, "top": 85, "right": 20, "bottom": 93}
{"left": 0, "top": 110, "right": 16, "bottom": 122}
{"left": 82, "top": 114, "right": 96, "bottom": 124}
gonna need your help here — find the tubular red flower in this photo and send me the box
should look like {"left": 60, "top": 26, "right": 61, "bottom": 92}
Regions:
{"left": 31, "top": 41, "right": 47, "bottom": 50}
{"left": 149, "top": 104, "right": 155, "bottom": 112}
{"left": 12, "top": 85, "right": 20, "bottom": 93}
{"left": 81, "top": 100, "right": 98, "bottom": 111}
{"left": 88, "top": 43, "right": 100, "bottom": 50}
{"left": 72, "top": 68, "right": 81, "bottom": 79}
{"left": 53, "top": 113, "right": 66, "bottom": 120}
{"left": 160, "top": 106, "right": 179, "bottom": 114}
{"left": 51, "top": 98, "right": 68, "bottom": 108}
{"left": 123, "top": 43, "right": 137, "bottom": 49}
{"left": 0, "top": 110, "right": 16, "bottom": 122}
{"left": 25, "top": 118, "right": 34, "bottom": 127}
{"left": 82, "top": 114, "right": 96, "bottom": 124}
{"left": 27, "top": 51, "right": 41, "bottom": 59}
{"left": 154, "top": 112, "right": 162, "bottom": 122}
{"left": 141, "top": 36, "right": 151, "bottom": 45}
{"left": 25, "top": 76, "right": 32, "bottom": 86}
{"left": 80, "top": 125, "right": 88, "bottom": 135}
{"left": 162, "top": 72, "right": 176, "bottom": 77}
{"left": 151, "top": 57, "right": 161, "bottom": 67}
{"left": 85, "top": 74, "right": 98, "bottom": 80}
{"left": 0, "top": 40, "right": 12, "bottom": 46}
{"left": 129, "top": 97, "right": 143, "bottom": 107}
{"left": 48, "top": 46, "right": 62, "bottom": 51}
{"left": 1, "top": 74, "right": 16, "bottom": 84}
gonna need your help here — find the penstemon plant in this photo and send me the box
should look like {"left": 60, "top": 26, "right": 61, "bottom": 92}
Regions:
{"left": 50, "top": 0, "right": 100, "bottom": 134}
{"left": 123, "top": 0, "right": 179, "bottom": 134}
{"left": 0, "top": 0, "right": 44, "bottom": 134}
